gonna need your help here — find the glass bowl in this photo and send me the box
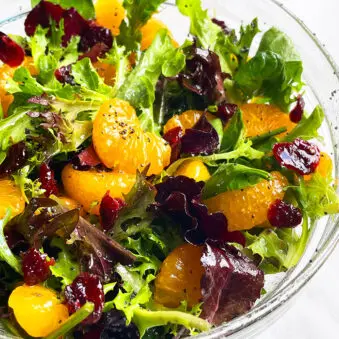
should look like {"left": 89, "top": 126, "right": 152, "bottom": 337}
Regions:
{"left": 0, "top": 0, "right": 338, "bottom": 338}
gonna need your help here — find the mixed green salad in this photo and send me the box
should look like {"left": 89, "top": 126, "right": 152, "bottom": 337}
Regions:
{"left": 0, "top": 0, "right": 338, "bottom": 338}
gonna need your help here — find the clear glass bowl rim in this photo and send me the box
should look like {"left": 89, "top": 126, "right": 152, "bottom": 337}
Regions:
{"left": 0, "top": 1, "right": 338, "bottom": 338}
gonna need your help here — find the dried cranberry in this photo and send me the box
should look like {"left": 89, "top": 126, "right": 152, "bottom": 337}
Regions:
{"left": 99, "top": 191, "right": 126, "bottom": 231}
{"left": 25, "top": 0, "right": 63, "bottom": 36}
{"left": 272, "top": 138, "right": 320, "bottom": 175}
{"left": 163, "top": 126, "right": 184, "bottom": 163}
{"left": 0, "top": 142, "right": 29, "bottom": 178}
{"left": 39, "top": 162, "right": 59, "bottom": 197}
{"left": 64, "top": 273, "right": 104, "bottom": 324}
{"left": 163, "top": 126, "right": 183, "bottom": 145}
{"left": 216, "top": 103, "right": 238, "bottom": 123}
{"left": 22, "top": 248, "right": 55, "bottom": 285}
{"left": 289, "top": 96, "right": 305, "bottom": 123}
{"left": 79, "top": 22, "right": 113, "bottom": 53}
{"left": 0, "top": 32, "right": 25, "bottom": 67}
{"left": 55, "top": 65, "right": 75, "bottom": 85}
{"left": 268, "top": 199, "right": 303, "bottom": 228}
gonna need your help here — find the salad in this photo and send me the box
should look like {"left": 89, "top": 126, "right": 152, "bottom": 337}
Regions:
{"left": 0, "top": 0, "right": 338, "bottom": 338}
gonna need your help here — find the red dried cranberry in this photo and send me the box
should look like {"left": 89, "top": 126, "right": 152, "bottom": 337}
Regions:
{"left": 0, "top": 142, "right": 29, "bottom": 178}
{"left": 22, "top": 248, "right": 55, "bottom": 285}
{"left": 39, "top": 162, "right": 59, "bottom": 197}
{"left": 25, "top": 0, "right": 63, "bottom": 36}
{"left": 99, "top": 191, "right": 126, "bottom": 231}
{"left": 216, "top": 103, "right": 238, "bottom": 123}
{"left": 163, "top": 126, "right": 183, "bottom": 145}
{"left": 64, "top": 273, "right": 104, "bottom": 324}
{"left": 55, "top": 65, "right": 75, "bottom": 85}
{"left": 79, "top": 22, "right": 113, "bottom": 53}
{"left": 272, "top": 138, "right": 320, "bottom": 175}
{"left": 163, "top": 126, "right": 184, "bottom": 163}
{"left": 268, "top": 199, "right": 303, "bottom": 228}
{"left": 289, "top": 96, "right": 305, "bottom": 123}
{"left": 62, "top": 8, "right": 88, "bottom": 46}
{"left": 0, "top": 32, "right": 25, "bottom": 67}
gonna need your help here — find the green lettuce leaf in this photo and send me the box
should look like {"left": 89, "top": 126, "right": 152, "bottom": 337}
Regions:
{"left": 220, "top": 108, "right": 245, "bottom": 152}
{"left": 296, "top": 173, "right": 339, "bottom": 220}
{"left": 72, "top": 57, "right": 112, "bottom": 96}
{"left": 234, "top": 27, "right": 303, "bottom": 111}
{"left": 49, "top": 237, "right": 80, "bottom": 288}
{"left": 202, "top": 163, "right": 270, "bottom": 199}
{"left": 117, "top": 30, "right": 185, "bottom": 132}
{"left": 245, "top": 216, "right": 310, "bottom": 273}
{"left": 117, "top": 0, "right": 166, "bottom": 51}
{"left": 284, "top": 105, "right": 324, "bottom": 141}
{"left": 0, "top": 210, "right": 22, "bottom": 274}
{"left": 176, "top": 0, "right": 259, "bottom": 74}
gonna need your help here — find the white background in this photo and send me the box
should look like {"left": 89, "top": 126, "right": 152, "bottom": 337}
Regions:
{"left": 258, "top": 2, "right": 339, "bottom": 338}
{"left": 1, "top": 0, "right": 338, "bottom": 338}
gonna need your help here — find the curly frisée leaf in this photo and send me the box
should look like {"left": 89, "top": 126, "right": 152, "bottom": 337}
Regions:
{"left": 296, "top": 173, "right": 339, "bottom": 220}
{"left": 117, "top": 0, "right": 166, "bottom": 51}
{"left": 245, "top": 216, "right": 310, "bottom": 273}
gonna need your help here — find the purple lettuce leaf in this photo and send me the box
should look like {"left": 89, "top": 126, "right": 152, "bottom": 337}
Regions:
{"left": 73, "top": 216, "right": 136, "bottom": 282}
{"left": 201, "top": 243, "right": 264, "bottom": 325}
{"left": 179, "top": 44, "right": 227, "bottom": 104}
{"left": 152, "top": 176, "right": 245, "bottom": 246}
{"left": 181, "top": 114, "right": 220, "bottom": 156}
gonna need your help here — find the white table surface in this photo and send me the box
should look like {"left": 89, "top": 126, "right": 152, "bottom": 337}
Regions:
{"left": 1, "top": 1, "right": 338, "bottom": 338}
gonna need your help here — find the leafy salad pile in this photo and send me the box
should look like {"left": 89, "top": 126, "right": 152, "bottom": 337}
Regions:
{"left": 0, "top": 0, "right": 338, "bottom": 338}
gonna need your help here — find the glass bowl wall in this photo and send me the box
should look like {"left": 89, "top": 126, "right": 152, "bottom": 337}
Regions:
{"left": 0, "top": 0, "right": 338, "bottom": 338}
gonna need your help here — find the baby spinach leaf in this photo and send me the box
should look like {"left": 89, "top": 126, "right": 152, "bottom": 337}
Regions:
{"left": 202, "top": 163, "right": 270, "bottom": 199}
{"left": 220, "top": 108, "right": 244, "bottom": 152}
{"left": 234, "top": 27, "right": 303, "bottom": 111}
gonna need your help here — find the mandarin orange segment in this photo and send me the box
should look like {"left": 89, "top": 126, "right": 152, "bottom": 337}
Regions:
{"left": 163, "top": 110, "right": 216, "bottom": 135}
{"left": 140, "top": 17, "right": 178, "bottom": 51}
{"left": 205, "top": 171, "right": 288, "bottom": 231}
{"left": 95, "top": 0, "right": 125, "bottom": 36}
{"left": 0, "top": 57, "right": 37, "bottom": 114}
{"left": 93, "top": 99, "right": 171, "bottom": 175}
{"left": 154, "top": 243, "right": 204, "bottom": 308}
{"left": 8, "top": 285, "right": 69, "bottom": 338}
{"left": 240, "top": 103, "right": 296, "bottom": 138}
{"left": 304, "top": 152, "right": 333, "bottom": 181}
{"left": 0, "top": 179, "right": 25, "bottom": 219}
{"left": 93, "top": 61, "right": 117, "bottom": 86}
{"left": 61, "top": 163, "right": 135, "bottom": 214}
{"left": 175, "top": 160, "right": 211, "bottom": 182}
